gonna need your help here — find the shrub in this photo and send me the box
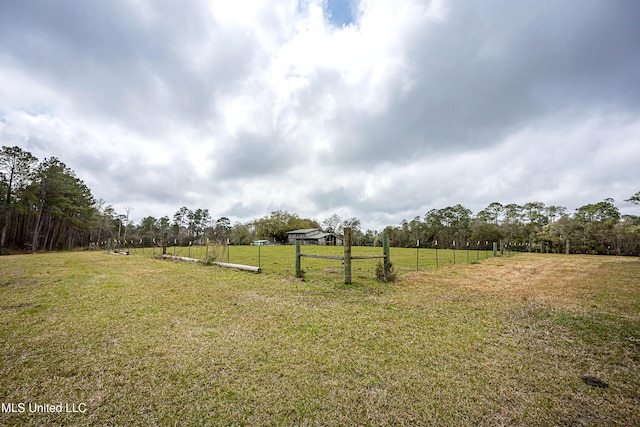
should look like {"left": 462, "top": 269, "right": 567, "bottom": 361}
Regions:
{"left": 205, "top": 243, "right": 227, "bottom": 262}
{"left": 375, "top": 260, "right": 396, "bottom": 282}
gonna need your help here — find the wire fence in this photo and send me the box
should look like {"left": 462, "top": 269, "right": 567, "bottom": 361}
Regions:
{"left": 391, "top": 245, "right": 497, "bottom": 274}
{"left": 296, "top": 245, "right": 386, "bottom": 284}
{"left": 115, "top": 240, "right": 509, "bottom": 283}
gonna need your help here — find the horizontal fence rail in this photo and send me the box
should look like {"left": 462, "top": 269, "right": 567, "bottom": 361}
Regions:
{"left": 299, "top": 254, "right": 345, "bottom": 260}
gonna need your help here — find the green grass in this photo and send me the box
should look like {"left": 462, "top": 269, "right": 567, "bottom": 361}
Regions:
{"left": 128, "top": 244, "right": 494, "bottom": 283}
{"left": 1, "top": 252, "right": 638, "bottom": 425}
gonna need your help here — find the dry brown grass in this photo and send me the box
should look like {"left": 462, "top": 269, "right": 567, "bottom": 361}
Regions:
{"left": 0, "top": 252, "right": 638, "bottom": 426}
{"left": 401, "top": 254, "right": 640, "bottom": 425}
{"left": 406, "top": 253, "right": 635, "bottom": 304}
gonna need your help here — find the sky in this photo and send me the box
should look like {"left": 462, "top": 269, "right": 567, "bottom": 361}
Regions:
{"left": 1, "top": 0, "right": 639, "bottom": 230}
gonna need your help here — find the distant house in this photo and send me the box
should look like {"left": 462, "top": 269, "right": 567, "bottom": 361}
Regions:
{"left": 287, "top": 228, "right": 343, "bottom": 246}
{"left": 252, "top": 240, "right": 271, "bottom": 246}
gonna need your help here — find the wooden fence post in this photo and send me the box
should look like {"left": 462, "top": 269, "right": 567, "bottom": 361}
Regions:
{"left": 162, "top": 232, "right": 167, "bottom": 255}
{"left": 383, "top": 232, "right": 390, "bottom": 274}
{"left": 344, "top": 227, "right": 352, "bottom": 284}
{"left": 295, "top": 240, "right": 302, "bottom": 278}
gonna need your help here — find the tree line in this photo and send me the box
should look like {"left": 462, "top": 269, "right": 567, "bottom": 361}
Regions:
{"left": 2, "top": 145, "right": 639, "bottom": 255}
{"left": 0, "top": 146, "right": 95, "bottom": 255}
{"left": 383, "top": 198, "right": 640, "bottom": 255}
{"left": 60, "top": 198, "right": 640, "bottom": 257}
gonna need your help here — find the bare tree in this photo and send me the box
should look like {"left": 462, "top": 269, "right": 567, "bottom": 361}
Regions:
{"left": 122, "top": 206, "right": 133, "bottom": 242}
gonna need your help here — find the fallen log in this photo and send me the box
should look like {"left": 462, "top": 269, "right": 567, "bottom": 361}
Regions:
{"left": 160, "top": 255, "right": 261, "bottom": 273}
{"left": 214, "top": 262, "right": 261, "bottom": 273}
{"left": 162, "top": 254, "right": 201, "bottom": 262}
{"left": 109, "top": 251, "right": 129, "bottom": 255}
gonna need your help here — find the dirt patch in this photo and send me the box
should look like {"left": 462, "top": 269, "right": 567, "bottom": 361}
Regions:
{"left": 405, "top": 254, "right": 638, "bottom": 304}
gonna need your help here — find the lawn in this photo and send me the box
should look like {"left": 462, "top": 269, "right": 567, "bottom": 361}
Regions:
{"left": 129, "top": 244, "right": 494, "bottom": 282}
{"left": 0, "top": 252, "right": 638, "bottom": 425}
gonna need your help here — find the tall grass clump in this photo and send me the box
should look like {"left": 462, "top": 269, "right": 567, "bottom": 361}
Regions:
{"left": 375, "top": 260, "right": 396, "bottom": 282}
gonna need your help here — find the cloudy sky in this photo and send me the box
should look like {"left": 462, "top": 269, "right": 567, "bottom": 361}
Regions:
{"left": 1, "top": 0, "right": 639, "bottom": 230}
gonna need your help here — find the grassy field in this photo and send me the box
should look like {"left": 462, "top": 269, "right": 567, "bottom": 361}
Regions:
{"left": 0, "top": 252, "right": 638, "bottom": 425}
{"left": 129, "top": 244, "right": 495, "bottom": 283}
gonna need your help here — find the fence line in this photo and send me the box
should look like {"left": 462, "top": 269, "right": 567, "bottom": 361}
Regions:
{"left": 113, "top": 237, "right": 509, "bottom": 281}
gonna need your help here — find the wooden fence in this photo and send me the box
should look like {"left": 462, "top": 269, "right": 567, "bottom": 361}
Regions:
{"left": 295, "top": 228, "right": 390, "bottom": 284}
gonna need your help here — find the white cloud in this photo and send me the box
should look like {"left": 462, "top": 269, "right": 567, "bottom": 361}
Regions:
{"left": 1, "top": 0, "right": 639, "bottom": 228}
